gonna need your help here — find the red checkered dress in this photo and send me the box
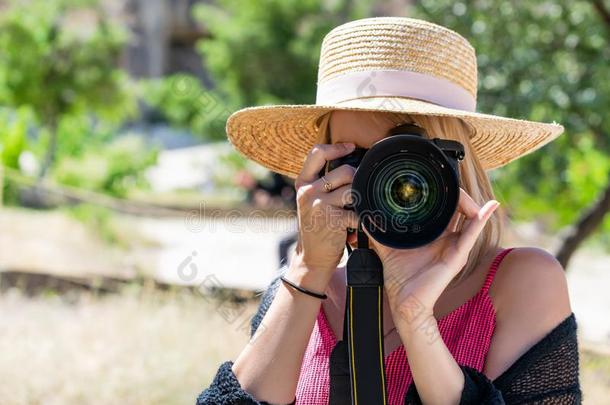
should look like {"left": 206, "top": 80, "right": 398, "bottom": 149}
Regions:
{"left": 294, "top": 247, "right": 514, "bottom": 405}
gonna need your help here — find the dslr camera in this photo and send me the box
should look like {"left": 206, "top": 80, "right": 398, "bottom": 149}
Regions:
{"left": 321, "top": 123, "right": 465, "bottom": 249}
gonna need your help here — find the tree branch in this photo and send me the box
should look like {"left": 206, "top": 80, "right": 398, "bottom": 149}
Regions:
{"left": 593, "top": 0, "right": 610, "bottom": 28}
{"left": 556, "top": 176, "right": 610, "bottom": 268}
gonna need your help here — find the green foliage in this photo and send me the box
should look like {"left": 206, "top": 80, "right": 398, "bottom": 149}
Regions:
{"left": 139, "top": 74, "right": 228, "bottom": 141}
{"left": 218, "top": 149, "right": 248, "bottom": 171}
{"left": 566, "top": 138, "right": 610, "bottom": 209}
{"left": 53, "top": 136, "right": 158, "bottom": 198}
{"left": 29, "top": 114, "right": 116, "bottom": 165}
{"left": 412, "top": 1, "right": 610, "bottom": 234}
{"left": 190, "top": 0, "right": 372, "bottom": 139}
{"left": 0, "top": 0, "right": 137, "bottom": 175}
{"left": 0, "top": 107, "right": 31, "bottom": 169}
{"left": 0, "top": 0, "right": 135, "bottom": 123}
{"left": 0, "top": 107, "right": 33, "bottom": 203}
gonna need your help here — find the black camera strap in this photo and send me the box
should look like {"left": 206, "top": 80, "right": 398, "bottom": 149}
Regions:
{"left": 329, "top": 220, "right": 387, "bottom": 405}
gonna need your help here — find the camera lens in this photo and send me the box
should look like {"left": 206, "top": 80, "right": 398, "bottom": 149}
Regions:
{"left": 369, "top": 153, "right": 444, "bottom": 233}
{"left": 351, "top": 134, "right": 460, "bottom": 249}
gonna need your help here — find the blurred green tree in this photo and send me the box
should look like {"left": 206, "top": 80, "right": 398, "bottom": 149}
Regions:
{"left": 412, "top": 0, "right": 610, "bottom": 267}
{"left": 0, "top": 0, "right": 137, "bottom": 178}
{"left": 54, "top": 135, "right": 158, "bottom": 198}
{"left": 185, "top": 0, "right": 372, "bottom": 140}
{"left": 139, "top": 74, "right": 223, "bottom": 140}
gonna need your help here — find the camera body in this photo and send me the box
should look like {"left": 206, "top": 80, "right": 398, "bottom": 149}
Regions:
{"left": 322, "top": 123, "right": 465, "bottom": 249}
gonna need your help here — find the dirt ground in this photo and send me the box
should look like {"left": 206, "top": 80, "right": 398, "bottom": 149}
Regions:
{"left": 0, "top": 288, "right": 256, "bottom": 404}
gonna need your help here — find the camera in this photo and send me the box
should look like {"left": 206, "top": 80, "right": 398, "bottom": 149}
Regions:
{"left": 321, "top": 123, "right": 465, "bottom": 249}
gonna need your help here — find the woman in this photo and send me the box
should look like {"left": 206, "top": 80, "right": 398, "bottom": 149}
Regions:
{"left": 198, "top": 17, "right": 581, "bottom": 404}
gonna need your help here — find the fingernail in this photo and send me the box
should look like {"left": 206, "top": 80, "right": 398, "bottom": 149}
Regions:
{"left": 343, "top": 142, "right": 355, "bottom": 150}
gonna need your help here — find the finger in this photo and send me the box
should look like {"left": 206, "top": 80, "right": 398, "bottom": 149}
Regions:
{"left": 456, "top": 188, "right": 481, "bottom": 218}
{"left": 294, "top": 233, "right": 303, "bottom": 255}
{"left": 440, "top": 188, "right": 478, "bottom": 239}
{"left": 456, "top": 200, "right": 500, "bottom": 253}
{"left": 297, "top": 143, "right": 355, "bottom": 185}
{"left": 329, "top": 206, "right": 359, "bottom": 231}
{"left": 343, "top": 209, "right": 359, "bottom": 230}
{"left": 440, "top": 210, "right": 463, "bottom": 239}
{"left": 454, "top": 212, "right": 466, "bottom": 232}
{"left": 314, "top": 164, "right": 355, "bottom": 192}
{"left": 325, "top": 184, "right": 353, "bottom": 208}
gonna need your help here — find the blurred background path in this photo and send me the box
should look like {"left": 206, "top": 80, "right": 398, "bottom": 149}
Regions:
{"left": 2, "top": 207, "right": 609, "bottom": 349}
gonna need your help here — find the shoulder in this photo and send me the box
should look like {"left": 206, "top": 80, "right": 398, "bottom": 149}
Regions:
{"left": 490, "top": 246, "right": 572, "bottom": 316}
{"left": 483, "top": 246, "right": 573, "bottom": 380}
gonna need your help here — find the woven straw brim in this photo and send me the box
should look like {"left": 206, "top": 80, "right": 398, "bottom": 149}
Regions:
{"left": 226, "top": 97, "right": 564, "bottom": 179}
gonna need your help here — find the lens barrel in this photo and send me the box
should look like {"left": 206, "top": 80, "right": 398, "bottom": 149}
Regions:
{"left": 327, "top": 134, "right": 463, "bottom": 249}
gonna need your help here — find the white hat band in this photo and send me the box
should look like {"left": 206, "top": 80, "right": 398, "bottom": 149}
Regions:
{"left": 315, "top": 69, "right": 476, "bottom": 112}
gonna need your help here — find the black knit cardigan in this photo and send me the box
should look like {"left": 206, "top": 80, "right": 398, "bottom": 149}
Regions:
{"left": 196, "top": 275, "right": 582, "bottom": 404}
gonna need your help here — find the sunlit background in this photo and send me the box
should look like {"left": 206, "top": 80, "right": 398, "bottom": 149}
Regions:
{"left": 0, "top": 0, "right": 609, "bottom": 403}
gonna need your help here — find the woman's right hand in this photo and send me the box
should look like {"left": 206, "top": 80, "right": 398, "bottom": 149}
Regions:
{"left": 291, "top": 142, "right": 360, "bottom": 278}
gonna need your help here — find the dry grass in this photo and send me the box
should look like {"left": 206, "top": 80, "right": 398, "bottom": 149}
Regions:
{"left": 581, "top": 349, "right": 610, "bottom": 404}
{"left": 0, "top": 287, "right": 258, "bottom": 405}
{"left": 0, "top": 286, "right": 608, "bottom": 405}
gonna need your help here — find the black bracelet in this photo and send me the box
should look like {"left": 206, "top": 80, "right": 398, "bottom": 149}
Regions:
{"left": 280, "top": 275, "right": 328, "bottom": 300}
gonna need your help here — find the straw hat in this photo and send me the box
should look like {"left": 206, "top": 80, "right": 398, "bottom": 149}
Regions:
{"left": 225, "top": 16, "right": 564, "bottom": 178}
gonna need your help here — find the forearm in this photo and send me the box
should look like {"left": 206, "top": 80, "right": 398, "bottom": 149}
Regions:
{"left": 393, "top": 299, "right": 464, "bottom": 405}
{"left": 232, "top": 255, "right": 333, "bottom": 404}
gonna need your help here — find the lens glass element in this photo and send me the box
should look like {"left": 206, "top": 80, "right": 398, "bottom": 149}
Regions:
{"left": 369, "top": 153, "right": 445, "bottom": 234}
{"left": 351, "top": 134, "right": 460, "bottom": 249}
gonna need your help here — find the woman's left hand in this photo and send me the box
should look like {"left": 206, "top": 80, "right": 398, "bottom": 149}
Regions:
{"left": 365, "top": 188, "right": 500, "bottom": 325}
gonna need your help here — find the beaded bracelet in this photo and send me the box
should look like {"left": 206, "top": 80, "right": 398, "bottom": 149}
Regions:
{"left": 280, "top": 275, "right": 328, "bottom": 300}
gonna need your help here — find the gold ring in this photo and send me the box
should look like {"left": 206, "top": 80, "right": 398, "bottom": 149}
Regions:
{"left": 321, "top": 176, "right": 332, "bottom": 192}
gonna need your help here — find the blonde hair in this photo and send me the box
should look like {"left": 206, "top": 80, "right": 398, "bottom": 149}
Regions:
{"left": 316, "top": 111, "right": 504, "bottom": 287}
